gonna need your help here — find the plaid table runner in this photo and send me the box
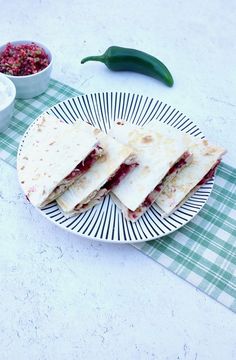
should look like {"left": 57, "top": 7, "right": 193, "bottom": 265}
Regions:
{"left": 0, "top": 79, "right": 235, "bottom": 312}
{"left": 134, "top": 163, "right": 236, "bottom": 312}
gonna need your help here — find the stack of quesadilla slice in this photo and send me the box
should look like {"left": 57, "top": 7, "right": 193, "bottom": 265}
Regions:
{"left": 109, "top": 120, "right": 193, "bottom": 220}
{"left": 17, "top": 114, "right": 226, "bottom": 223}
{"left": 17, "top": 114, "right": 103, "bottom": 208}
{"left": 148, "top": 125, "right": 226, "bottom": 216}
{"left": 56, "top": 124, "right": 138, "bottom": 215}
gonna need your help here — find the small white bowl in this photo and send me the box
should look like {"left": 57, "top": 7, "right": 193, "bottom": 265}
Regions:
{"left": 0, "top": 40, "right": 53, "bottom": 99}
{"left": 0, "top": 73, "right": 16, "bottom": 132}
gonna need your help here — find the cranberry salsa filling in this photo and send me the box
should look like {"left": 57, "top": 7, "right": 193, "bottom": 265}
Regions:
{"left": 127, "top": 151, "right": 192, "bottom": 220}
{"left": 42, "top": 145, "right": 103, "bottom": 204}
{"left": 197, "top": 160, "right": 221, "bottom": 186}
{"left": 73, "top": 160, "right": 138, "bottom": 212}
{"left": 102, "top": 162, "right": 138, "bottom": 191}
{"left": 65, "top": 145, "right": 103, "bottom": 180}
{"left": 128, "top": 156, "right": 221, "bottom": 220}
{"left": 167, "top": 151, "right": 191, "bottom": 175}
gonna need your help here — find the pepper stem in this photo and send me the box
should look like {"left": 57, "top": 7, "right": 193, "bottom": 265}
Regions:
{"left": 81, "top": 55, "right": 105, "bottom": 64}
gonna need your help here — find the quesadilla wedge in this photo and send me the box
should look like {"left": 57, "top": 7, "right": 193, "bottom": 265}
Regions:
{"left": 17, "top": 114, "right": 103, "bottom": 208}
{"left": 109, "top": 120, "right": 193, "bottom": 221}
{"left": 145, "top": 121, "right": 226, "bottom": 215}
{"left": 56, "top": 126, "right": 137, "bottom": 215}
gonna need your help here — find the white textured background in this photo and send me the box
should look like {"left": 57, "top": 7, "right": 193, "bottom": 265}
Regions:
{"left": 0, "top": 0, "right": 236, "bottom": 359}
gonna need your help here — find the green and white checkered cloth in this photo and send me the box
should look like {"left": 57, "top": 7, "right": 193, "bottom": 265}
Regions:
{"left": 134, "top": 164, "right": 236, "bottom": 312}
{"left": 0, "top": 79, "right": 235, "bottom": 312}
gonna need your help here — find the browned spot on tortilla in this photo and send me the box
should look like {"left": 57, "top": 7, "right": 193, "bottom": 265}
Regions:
{"left": 141, "top": 135, "right": 153, "bottom": 143}
{"left": 23, "top": 156, "right": 28, "bottom": 160}
{"left": 21, "top": 166, "right": 25, "bottom": 170}
{"left": 93, "top": 128, "right": 101, "bottom": 135}
{"left": 98, "top": 153, "right": 107, "bottom": 163}
{"left": 21, "top": 181, "right": 25, "bottom": 184}
{"left": 203, "top": 139, "right": 208, "bottom": 146}
{"left": 116, "top": 121, "right": 124, "bottom": 125}
{"left": 49, "top": 141, "right": 55, "bottom": 146}
{"left": 205, "top": 147, "right": 217, "bottom": 155}
{"left": 40, "top": 158, "right": 43, "bottom": 161}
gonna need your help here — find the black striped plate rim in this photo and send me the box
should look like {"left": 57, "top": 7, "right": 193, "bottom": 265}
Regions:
{"left": 17, "top": 92, "right": 214, "bottom": 243}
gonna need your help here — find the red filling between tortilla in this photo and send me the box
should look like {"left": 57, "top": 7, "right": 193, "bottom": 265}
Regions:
{"left": 166, "top": 151, "right": 191, "bottom": 175}
{"left": 197, "top": 159, "right": 221, "bottom": 186}
{"left": 65, "top": 145, "right": 103, "bottom": 180}
{"left": 102, "top": 162, "right": 139, "bottom": 191}
{"left": 128, "top": 151, "right": 192, "bottom": 220}
{"left": 74, "top": 161, "right": 138, "bottom": 211}
{"left": 45, "top": 145, "right": 103, "bottom": 204}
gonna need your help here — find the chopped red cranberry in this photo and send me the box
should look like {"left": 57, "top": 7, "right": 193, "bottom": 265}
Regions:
{"left": 0, "top": 42, "right": 49, "bottom": 76}
{"left": 155, "top": 184, "right": 162, "bottom": 192}
{"left": 142, "top": 195, "right": 153, "bottom": 208}
{"left": 127, "top": 210, "right": 139, "bottom": 220}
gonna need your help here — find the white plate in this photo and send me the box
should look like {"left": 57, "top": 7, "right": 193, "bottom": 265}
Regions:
{"left": 17, "top": 92, "right": 214, "bottom": 243}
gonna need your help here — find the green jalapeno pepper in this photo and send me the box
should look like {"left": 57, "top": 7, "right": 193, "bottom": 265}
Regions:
{"left": 81, "top": 46, "right": 174, "bottom": 87}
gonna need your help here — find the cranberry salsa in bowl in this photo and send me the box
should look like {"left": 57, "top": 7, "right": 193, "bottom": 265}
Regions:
{"left": 0, "top": 42, "right": 50, "bottom": 76}
{"left": 0, "top": 41, "right": 53, "bottom": 99}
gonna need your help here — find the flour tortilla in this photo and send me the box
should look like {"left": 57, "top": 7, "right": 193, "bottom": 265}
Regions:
{"left": 146, "top": 121, "right": 226, "bottom": 215}
{"left": 109, "top": 120, "right": 191, "bottom": 220}
{"left": 57, "top": 128, "right": 137, "bottom": 215}
{"left": 17, "top": 114, "right": 101, "bottom": 208}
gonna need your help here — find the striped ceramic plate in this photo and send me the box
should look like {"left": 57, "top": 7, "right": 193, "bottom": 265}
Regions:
{"left": 18, "top": 92, "right": 214, "bottom": 243}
